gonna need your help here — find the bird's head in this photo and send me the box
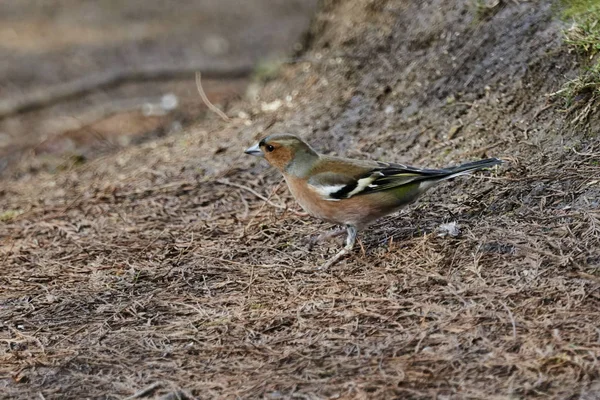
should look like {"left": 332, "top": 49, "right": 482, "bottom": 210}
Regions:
{"left": 245, "top": 133, "right": 318, "bottom": 173}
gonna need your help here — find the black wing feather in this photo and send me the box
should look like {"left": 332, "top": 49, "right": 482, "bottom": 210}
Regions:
{"left": 329, "top": 158, "right": 501, "bottom": 199}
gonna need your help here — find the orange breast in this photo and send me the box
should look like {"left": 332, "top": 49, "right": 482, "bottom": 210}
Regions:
{"left": 283, "top": 175, "right": 400, "bottom": 229}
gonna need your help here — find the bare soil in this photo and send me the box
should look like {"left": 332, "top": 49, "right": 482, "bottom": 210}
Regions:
{"left": 2, "top": 0, "right": 600, "bottom": 399}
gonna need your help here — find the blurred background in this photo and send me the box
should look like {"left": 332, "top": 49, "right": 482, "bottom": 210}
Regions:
{"left": 0, "top": 0, "right": 318, "bottom": 174}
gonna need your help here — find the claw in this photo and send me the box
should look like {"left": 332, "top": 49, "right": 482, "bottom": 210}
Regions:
{"left": 318, "top": 226, "right": 357, "bottom": 270}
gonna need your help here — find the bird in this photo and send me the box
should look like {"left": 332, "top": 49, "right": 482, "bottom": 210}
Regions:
{"left": 245, "top": 133, "right": 502, "bottom": 270}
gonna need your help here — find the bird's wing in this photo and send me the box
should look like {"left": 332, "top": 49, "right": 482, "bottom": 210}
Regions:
{"left": 307, "top": 160, "right": 451, "bottom": 201}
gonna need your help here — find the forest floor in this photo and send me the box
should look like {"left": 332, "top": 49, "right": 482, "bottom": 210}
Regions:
{"left": 2, "top": 0, "right": 600, "bottom": 399}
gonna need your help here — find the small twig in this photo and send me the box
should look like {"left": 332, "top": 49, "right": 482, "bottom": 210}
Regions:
{"left": 195, "top": 72, "right": 230, "bottom": 121}
{"left": 245, "top": 264, "right": 255, "bottom": 295}
{"left": 546, "top": 86, "right": 569, "bottom": 97}
{"left": 158, "top": 389, "right": 195, "bottom": 400}
{"left": 137, "top": 228, "right": 168, "bottom": 259}
{"left": 463, "top": 141, "right": 504, "bottom": 158}
{"left": 157, "top": 236, "right": 198, "bottom": 280}
{"left": 215, "top": 179, "right": 287, "bottom": 211}
{"left": 8, "top": 326, "right": 46, "bottom": 354}
{"left": 217, "top": 178, "right": 307, "bottom": 218}
{"left": 202, "top": 274, "right": 212, "bottom": 297}
{"left": 238, "top": 190, "right": 250, "bottom": 220}
{"left": 0, "top": 64, "right": 251, "bottom": 119}
{"left": 2, "top": 239, "right": 15, "bottom": 265}
{"left": 499, "top": 301, "right": 517, "bottom": 340}
{"left": 123, "top": 382, "right": 164, "bottom": 400}
{"left": 572, "top": 148, "right": 600, "bottom": 158}
{"left": 575, "top": 271, "right": 600, "bottom": 284}
{"left": 533, "top": 103, "right": 553, "bottom": 120}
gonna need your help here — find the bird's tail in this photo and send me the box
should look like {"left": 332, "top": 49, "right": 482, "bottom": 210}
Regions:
{"left": 441, "top": 158, "right": 503, "bottom": 180}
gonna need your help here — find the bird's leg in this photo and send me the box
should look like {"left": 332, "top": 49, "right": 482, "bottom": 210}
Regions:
{"left": 318, "top": 225, "right": 357, "bottom": 270}
{"left": 307, "top": 228, "right": 346, "bottom": 250}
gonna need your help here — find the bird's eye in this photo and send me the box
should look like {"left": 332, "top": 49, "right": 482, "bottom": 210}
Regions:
{"left": 265, "top": 144, "right": 275, "bottom": 152}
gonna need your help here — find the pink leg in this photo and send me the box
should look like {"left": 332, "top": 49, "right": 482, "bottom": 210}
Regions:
{"left": 319, "top": 226, "right": 357, "bottom": 270}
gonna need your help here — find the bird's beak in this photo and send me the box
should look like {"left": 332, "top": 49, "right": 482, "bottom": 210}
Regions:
{"left": 244, "top": 143, "right": 264, "bottom": 157}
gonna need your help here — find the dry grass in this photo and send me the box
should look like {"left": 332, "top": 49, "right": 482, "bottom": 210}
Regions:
{"left": 2, "top": 0, "right": 600, "bottom": 399}
{"left": 554, "top": 0, "right": 600, "bottom": 122}
{"left": 2, "top": 126, "right": 600, "bottom": 398}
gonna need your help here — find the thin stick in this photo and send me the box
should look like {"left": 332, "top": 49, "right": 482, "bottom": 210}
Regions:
{"left": 195, "top": 72, "right": 230, "bottom": 121}
{"left": 215, "top": 179, "right": 287, "bottom": 211}
{"left": 0, "top": 64, "right": 251, "bottom": 119}
{"left": 499, "top": 301, "right": 517, "bottom": 340}
{"left": 124, "top": 382, "right": 164, "bottom": 400}
{"left": 216, "top": 179, "right": 307, "bottom": 218}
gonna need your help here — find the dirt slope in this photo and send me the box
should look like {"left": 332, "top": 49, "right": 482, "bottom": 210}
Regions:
{"left": 2, "top": 0, "right": 600, "bottom": 399}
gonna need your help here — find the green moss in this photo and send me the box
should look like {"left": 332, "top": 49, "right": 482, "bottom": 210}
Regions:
{"left": 252, "top": 57, "right": 286, "bottom": 83}
{"left": 0, "top": 209, "right": 23, "bottom": 222}
{"left": 470, "top": 0, "right": 503, "bottom": 22}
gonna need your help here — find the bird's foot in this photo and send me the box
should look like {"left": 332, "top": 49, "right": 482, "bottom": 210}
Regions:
{"left": 318, "top": 247, "right": 351, "bottom": 270}
{"left": 317, "top": 226, "right": 357, "bottom": 271}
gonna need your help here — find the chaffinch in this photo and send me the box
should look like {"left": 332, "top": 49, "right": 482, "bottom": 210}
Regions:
{"left": 245, "top": 134, "right": 502, "bottom": 269}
